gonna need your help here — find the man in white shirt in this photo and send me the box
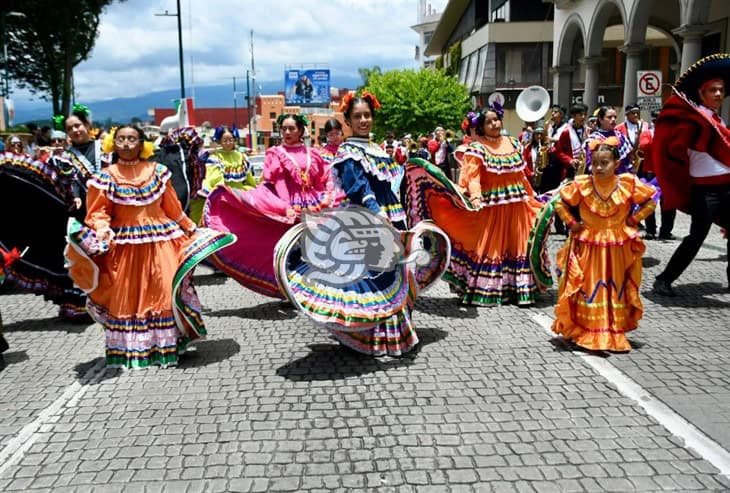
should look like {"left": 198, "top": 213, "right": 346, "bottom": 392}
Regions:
{"left": 652, "top": 54, "right": 730, "bottom": 296}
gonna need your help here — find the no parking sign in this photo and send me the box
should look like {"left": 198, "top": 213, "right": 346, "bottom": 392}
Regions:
{"left": 637, "top": 70, "right": 662, "bottom": 113}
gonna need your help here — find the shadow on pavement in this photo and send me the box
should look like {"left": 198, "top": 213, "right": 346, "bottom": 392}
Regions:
{"left": 643, "top": 281, "right": 730, "bottom": 308}
{"left": 179, "top": 338, "right": 241, "bottom": 369}
{"left": 415, "top": 296, "right": 479, "bottom": 318}
{"left": 548, "top": 336, "right": 610, "bottom": 358}
{"left": 192, "top": 272, "right": 229, "bottom": 286}
{"left": 0, "top": 350, "right": 29, "bottom": 371}
{"left": 73, "top": 357, "right": 123, "bottom": 384}
{"left": 207, "top": 301, "right": 297, "bottom": 321}
{"left": 642, "top": 256, "right": 661, "bottom": 268}
{"left": 2, "top": 316, "right": 94, "bottom": 334}
{"left": 277, "top": 327, "right": 448, "bottom": 381}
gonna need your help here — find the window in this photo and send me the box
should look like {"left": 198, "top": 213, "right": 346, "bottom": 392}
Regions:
{"left": 495, "top": 44, "right": 543, "bottom": 87}
{"left": 459, "top": 55, "right": 470, "bottom": 85}
{"left": 465, "top": 51, "right": 478, "bottom": 90}
{"left": 269, "top": 112, "right": 276, "bottom": 119}
{"left": 424, "top": 31, "right": 433, "bottom": 46}
{"left": 472, "top": 46, "right": 488, "bottom": 91}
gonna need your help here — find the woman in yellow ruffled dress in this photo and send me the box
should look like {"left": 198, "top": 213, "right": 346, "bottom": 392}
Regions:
{"left": 188, "top": 126, "right": 256, "bottom": 224}
{"left": 552, "top": 137, "right": 656, "bottom": 352}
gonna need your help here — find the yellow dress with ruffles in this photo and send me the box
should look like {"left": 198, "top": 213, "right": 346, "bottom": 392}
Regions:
{"left": 552, "top": 174, "right": 656, "bottom": 351}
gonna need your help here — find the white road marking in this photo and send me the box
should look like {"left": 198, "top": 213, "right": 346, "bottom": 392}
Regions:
{"left": 532, "top": 311, "right": 730, "bottom": 479}
{"left": 0, "top": 359, "right": 107, "bottom": 477}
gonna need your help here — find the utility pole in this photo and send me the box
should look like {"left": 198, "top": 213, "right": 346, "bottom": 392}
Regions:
{"left": 246, "top": 69, "right": 251, "bottom": 149}
{"left": 155, "top": 0, "right": 185, "bottom": 99}
{"left": 233, "top": 77, "right": 237, "bottom": 127}
{"left": 250, "top": 29, "right": 256, "bottom": 151}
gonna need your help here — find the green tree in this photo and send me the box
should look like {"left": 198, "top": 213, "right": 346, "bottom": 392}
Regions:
{"left": 357, "top": 65, "right": 381, "bottom": 89}
{"left": 4, "top": 0, "right": 124, "bottom": 116}
{"left": 364, "top": 68, "right": 470, "bottom": 140}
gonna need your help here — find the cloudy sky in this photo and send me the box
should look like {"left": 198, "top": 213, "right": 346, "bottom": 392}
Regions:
{"left": 13, "top": 0, "right": 448, "bottom": 105}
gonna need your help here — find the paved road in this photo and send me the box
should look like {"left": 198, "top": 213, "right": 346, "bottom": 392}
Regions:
{"left": 1, "top": 212, "right": 729, "bottom": 492}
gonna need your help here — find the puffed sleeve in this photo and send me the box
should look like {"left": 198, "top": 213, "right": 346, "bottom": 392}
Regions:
{"left": 85, "top": 178, "right": 112, "bottom": 231}
{"left": 262, "top": 149, "right": 289, "bottom": 199}
{"left": 335, "top": 159, "right": 381, "bottom": 214}
{"left": 629, "top": 175, "right": 657, "bottom": 223}
{"left": 554, "top": 181, "right": 581, "bottom": 227}
{"left": 458, "top": 153, "right": 483, "bottom": 202}
{"left": 308, "top": 148, "right": 332, "bottom": 192}
{"left": 201, "top": 163, "right": 224, "bottom": 196}
{"left": 241, "top": 155, "right": 258, "bottom": 189}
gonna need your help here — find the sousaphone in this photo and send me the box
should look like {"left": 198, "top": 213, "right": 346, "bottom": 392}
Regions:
{"left": 516, "top": 85, "right": 551, "bottom": 123}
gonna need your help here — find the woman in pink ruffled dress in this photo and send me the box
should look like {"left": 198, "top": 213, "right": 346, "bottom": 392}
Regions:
{"left": 203, "top": 114, "right": 335, "bottom": 297}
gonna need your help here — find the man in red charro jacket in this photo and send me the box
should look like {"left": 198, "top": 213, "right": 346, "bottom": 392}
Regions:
{"left": 652, "top": 54, "right": 730, "bottom": 296}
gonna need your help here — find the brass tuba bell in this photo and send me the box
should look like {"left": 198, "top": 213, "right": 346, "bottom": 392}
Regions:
{"left": 515, "top": 86, "right": 551, "bottom": 124}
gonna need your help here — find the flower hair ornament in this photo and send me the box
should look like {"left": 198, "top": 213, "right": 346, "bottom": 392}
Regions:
{"left": 276, "top": 113, "right": 309, "bottom": 128}
{"left": 52, "top": 114, "right": 65, "bottom": 131}
{"left": 213, "top": 125, "right": 240, "bottom": 142}
{"left": 338, "top": 90, "right": 382, "bottom": 113}
{"left": 587, "top": 135, "right": 620, "bottom": 152}
{"left": 461, "top": 110, "right": 480, "bottom": 131}
{"left": 487, "top": 101, "right": 504, "bottom": 120}
{"left": 102, "top": 126, "right": 155, "bottom": 159}
{"left": 71, "top": 103, "right": 92, "bottom": 122}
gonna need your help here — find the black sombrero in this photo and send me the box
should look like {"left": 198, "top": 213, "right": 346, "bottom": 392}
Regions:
{"left": 675, "top": 53, "right": 730, "bottom": 103}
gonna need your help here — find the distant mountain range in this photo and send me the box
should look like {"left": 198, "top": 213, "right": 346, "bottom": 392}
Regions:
{"left": 13, "top": 74, "right": 363, "bottom": 124}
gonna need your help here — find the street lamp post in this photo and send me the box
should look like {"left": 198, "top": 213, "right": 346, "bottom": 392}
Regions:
{"left": 155, "top": 0, "right": 185, "bottom": 100}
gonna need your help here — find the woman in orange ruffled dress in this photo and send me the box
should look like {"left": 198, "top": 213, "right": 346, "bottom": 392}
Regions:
{"left": 65, "top": 125, "right": 235, "bottom": 368}
{"left": 406, "top": 104, "right": 548, "bottom": 305}
{"left": 552, "top": 137, "right": 656, "bottom": 352}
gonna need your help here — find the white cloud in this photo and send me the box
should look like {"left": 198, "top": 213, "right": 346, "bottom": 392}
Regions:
{"left": 12, "top": 0, "right": 441, "bottom": 104}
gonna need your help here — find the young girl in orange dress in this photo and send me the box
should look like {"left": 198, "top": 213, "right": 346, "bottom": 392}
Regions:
{"left": 65, "top": 125, "right": 235, "bottom": 368}
{"left": 552, "top": 137, "right": 656, "bottom": 352}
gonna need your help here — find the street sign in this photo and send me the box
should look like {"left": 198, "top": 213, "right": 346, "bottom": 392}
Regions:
{"left": 637, "top": 96, "right": 662, "bottom": 113}
{"left": 637, "top": 70, "right": 662, "bottom": 97}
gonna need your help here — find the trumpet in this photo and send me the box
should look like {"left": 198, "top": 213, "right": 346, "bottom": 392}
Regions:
{"left": 575, "top": 149, "right": 587, "bottom": 175}
{"left": 631, "top": 149, "right": 645, "bottom": 174}
{"left": 445, "top": 129, "right": 455, "bottom": 142}
{"left": 408, "top": 141, "right": 419, "bottom": 153}
{"left": 533, "top": 141, "right": 550, "bottom": 189}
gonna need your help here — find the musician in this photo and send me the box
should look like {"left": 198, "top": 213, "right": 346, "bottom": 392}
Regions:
{"left": 552, "top": 103, "right": 589, "bottom": 180}
{"left": 428, "top": 126, "right": 454, "bottom": 176}
{"left": 652, "top": 54, "right": 730, "bottom": 296}
{"left": 546, "top": 104, "right": 568, "bottom": 143}
{"left": 616, "top": 103, "right": 650, "bottom": 170}
{"left": 522, "top": 125, "right": 547, "bottom": 184}
{"left": 641, "top": 109, "right": 676, "bottom": 240}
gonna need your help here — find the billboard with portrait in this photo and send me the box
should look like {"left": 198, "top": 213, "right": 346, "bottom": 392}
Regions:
{"left": 285, "top": 69, "right": 331, "bottom": 106}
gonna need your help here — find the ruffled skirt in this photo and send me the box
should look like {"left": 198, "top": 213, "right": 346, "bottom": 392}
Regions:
{"left": 274, "top": 217, "right": 450, "bottom": 356}
{"left": 405, "top": 159, "right": 546, "bottom": 306}
{"left": 65, "top": 220, "right": 235, "bottom": 368}
{"left": 552, "top": 234, "right": 645, "bottom": 352}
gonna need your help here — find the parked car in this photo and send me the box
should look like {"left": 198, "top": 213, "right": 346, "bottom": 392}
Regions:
{"left": 247, "top": 153, "right": 265, "bottom": 179}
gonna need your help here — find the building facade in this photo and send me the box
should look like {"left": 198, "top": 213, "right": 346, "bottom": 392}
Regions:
{"left": 412, "top": 0, "right": 443, "bottom": 68}
{"left": 426, "top": 0, "right": 555, "bottom": 134}
{"left": 549, "top": 0, "right": 730, "bottom": 117}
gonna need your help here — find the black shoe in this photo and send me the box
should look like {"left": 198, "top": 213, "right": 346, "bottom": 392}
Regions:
{"left": 644, "top": 233, "right": 656, "bottom": 240}
{"left": 653, "top": 277, "right": 676, "bottom": 297}
{"left": 658, "top": 233, "right": 676, "bottom": 240}
{"left": 0, "top": 334, "right": 8, "bottom": 353}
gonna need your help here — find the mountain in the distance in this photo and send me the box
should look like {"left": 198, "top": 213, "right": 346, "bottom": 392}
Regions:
{"left": 14, "top": 74, "right": 363, "bottom": 124}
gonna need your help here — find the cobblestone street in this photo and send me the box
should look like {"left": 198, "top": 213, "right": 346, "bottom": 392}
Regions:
{"left": 1, "top": 212, "right": 730, "bottom": 492}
